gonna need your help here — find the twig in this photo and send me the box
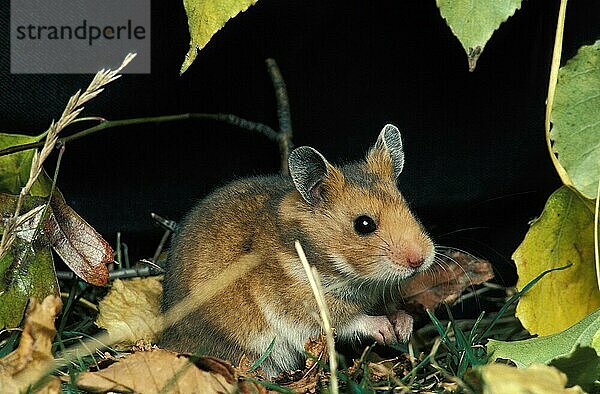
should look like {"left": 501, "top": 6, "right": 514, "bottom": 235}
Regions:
{"left": 150, "top": 213, "right": 176, "bottom": 264}
{"left": 56, "top": 265, "right": 164, "bottom": 281}
{"left": 2, "top": 59, "right": 296, "bottom": 177}
{"left": 295, "top": 241, "right": 338, "bottom": 394}
{"left": 151, "top": 212, "right": 178, "bottom": 232}
{"left": 266, "top": 59, "right": 293, "bottom": 175}
{"left": 0, "top": 113, "right": 279, "bottom": 158}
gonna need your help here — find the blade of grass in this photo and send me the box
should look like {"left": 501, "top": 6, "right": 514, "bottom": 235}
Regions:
{"left": 248, "top": 337, "right": 276, "bottom": 372}
{"left": 426, "top": 309, "right": 459, "bottom": 357}
{"left": 468, "top": 311, "right": 486, "bottom": 343}
{"left": 477, "top": 262, "right": 573, "bottom": 341}
{"left": 295, "top": 240, "right": 338, "bottom": 394}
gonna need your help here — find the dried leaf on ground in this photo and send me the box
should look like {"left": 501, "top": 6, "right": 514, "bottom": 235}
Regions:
{"left": 45, "top": 190, "right": 113, "bottom": 286}
{"left": 76, "top": 348, "right": 237, "bottom": 393}
{"left": 514, "top": 186, "right": 599, "bottom": 335}
{"left": 400, "top": 249, "right": 494, "bottom": 312}
{"left": 96, "top": 277, "right": 163, "bottom": 349}
{"left": 273, "top": 334, "right": 328, "bottom": 393}
{"left": 0, "top": 295, "right": 62, "bottom": 393}
{"left": 468, "top": 363, "right": 584, "bottom": 394}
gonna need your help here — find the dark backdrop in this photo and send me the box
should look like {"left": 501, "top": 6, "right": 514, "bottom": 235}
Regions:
{"left": 1, "top": 0, "right": 599, "bottom": 285}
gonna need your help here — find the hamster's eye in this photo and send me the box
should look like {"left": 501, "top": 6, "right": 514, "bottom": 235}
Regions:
{"left": 353, "top": 215, "right": 377, "bottom": 236}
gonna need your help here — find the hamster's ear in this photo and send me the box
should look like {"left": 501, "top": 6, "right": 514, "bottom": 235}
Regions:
{"left": 367, "top": 124, "right": 405, "bottom": 179}
{"left": 289, "top": 146, "right": 334, "bottom": 205}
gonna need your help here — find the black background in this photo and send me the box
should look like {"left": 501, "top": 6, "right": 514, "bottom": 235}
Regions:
{"left": 1, "top": 0, "right": 599, "bottom": 286}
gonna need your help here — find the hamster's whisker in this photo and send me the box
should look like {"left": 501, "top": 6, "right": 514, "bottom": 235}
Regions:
{"left": 374, "top": 232, "right": 391, "bottom": 248}
{"left": 436, "top": 249, "right": 482, "bottom": 311}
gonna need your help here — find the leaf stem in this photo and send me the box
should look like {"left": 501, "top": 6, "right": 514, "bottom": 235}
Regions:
{"left": 545, "top": 0, "right": 572, "bottom": 187}
{"left": 594, "top": 179, "right": 600, "bottom": 290}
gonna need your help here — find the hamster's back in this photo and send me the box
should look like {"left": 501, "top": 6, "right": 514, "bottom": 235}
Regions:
{"left": 159, "top": 174, "right": 294, "bottom": 358}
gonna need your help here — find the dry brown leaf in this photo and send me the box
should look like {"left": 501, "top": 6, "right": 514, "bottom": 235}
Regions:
{"left": 401, "top": 249, "right": 494, "bottom": 312}
{"left": 0, "top": 295, "right": 62, "bottom": 393}
{"left": 76, "top": 348, "right": 236, "bottom": 393}
{"left": 96, "top": 277, "right": 162, "bottom": 349}
{"left": 303, "top": 333, "right": 327, "bottom": 370}
{"left": 273, "top": 334, "right": 328, "bottom": 393}
{"left": 238, "top": 353, "right": 254, "bottom": 372}
{"left": 45, "top": 191, "right": 113, "bottom": 286}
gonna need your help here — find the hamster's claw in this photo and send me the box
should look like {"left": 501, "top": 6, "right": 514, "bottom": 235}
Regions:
{"left": 388, "top": 310, "right": 413, "bottom": 343}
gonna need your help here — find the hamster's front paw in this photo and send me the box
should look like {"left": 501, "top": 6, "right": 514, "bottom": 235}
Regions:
{"left": 368, "top": 315, "right": 398, "bottom": 345}
{"left": 340, "top": 313, "right": 412, "bottom": 346}
{"left": 388, "top": 310, "right": 413, "bottom": 343}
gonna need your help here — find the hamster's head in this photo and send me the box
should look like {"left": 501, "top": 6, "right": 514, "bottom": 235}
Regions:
{"left": 288, "top": 124, "right": 435, "bottom": 282}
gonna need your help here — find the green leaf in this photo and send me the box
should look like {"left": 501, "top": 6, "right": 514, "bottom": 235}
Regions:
{"left": 435, "top": 0, "right": 523, "bottom": 71}
{"left": 550, "top": 346, "right": 600, "bottom": 392}
{"left": 180, "top": 0, "right": 258, "bottom": 74}
{"left": 513, "top": 186, "right": 600, "bottom": 335}
{"left": 0, "top": 132, "right": 52, "bottom": 197}
{"left": 487, "top": 307, "right": 600, "bottom": 367}
{"left": 0, "top": 195, "right": 58, "bottom": 328}
{"left": 550, "top": 40, "right": 600, "bottom": 199}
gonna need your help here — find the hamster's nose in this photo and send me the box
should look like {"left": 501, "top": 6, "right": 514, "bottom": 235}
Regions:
{"left": 406, "top": 249, "right": 425, "bottom": 268}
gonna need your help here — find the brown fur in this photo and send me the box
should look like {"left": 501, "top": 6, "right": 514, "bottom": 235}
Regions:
{"left": 160, "top": 125, "right": 435, "bottom": 376}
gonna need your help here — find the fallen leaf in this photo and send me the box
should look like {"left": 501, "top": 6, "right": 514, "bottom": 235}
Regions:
{"left": 76, "top": 348, "right": 236, "bottom": 393}
{"left": 303, "top": 333, "right": 327, "bottom": 370}
{"left": 0, "top": 295, "right": 62, "bottom": 393}
{"left": 487, "top": 307, "right": 600, "bottom": 368}
{"left": 468, "top": 363, "right": 584, "bottom": 394}
{"left": 273, "top": 335, "right": 328, "bottom": 393}
{"left": 400, "top": 249, "right": 494, "bottom": 312}
{"left": 435, "top": 0, "right": 522, "bottom": 71}
{"left": 180, "top": 0, "right": 258, "bottom": 74}
{"left": 96, "top": 277, "right": 163, "bottom": 348}
{"left": 45, "top": 190, "right": 113, "bottom": 286}
{"left": 514, "top": 186, "right": 600, "bottom": 335}
{"left": 550, "top": 40, "right": 600, "bottom": 199}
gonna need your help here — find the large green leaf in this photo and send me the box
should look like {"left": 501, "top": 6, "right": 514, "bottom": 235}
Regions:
{"left": 487, "top": 308, "right": 600, "bottom": 367}
{"left": 550, "top": 41, "right": 600, "bottom": 199}
{"left": 435, "top": 0, "right": 522, "bottom": 71}
{"left": 0, "top": 194, "right": 58, "bottom": 328}
{"left": 488, "top": 308, "right": 600, "bottom": 390}
{"left": 180, "top": 0, "right": 258, "bottom": 74}
{"left": 513, "top": 186, "right": 600, "bottom": 335}
{"left": 0, "top": 132, "right": 51, "bottom": 197}
{"left": 550, "top": 346, "right": 600, "bottom": 392}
